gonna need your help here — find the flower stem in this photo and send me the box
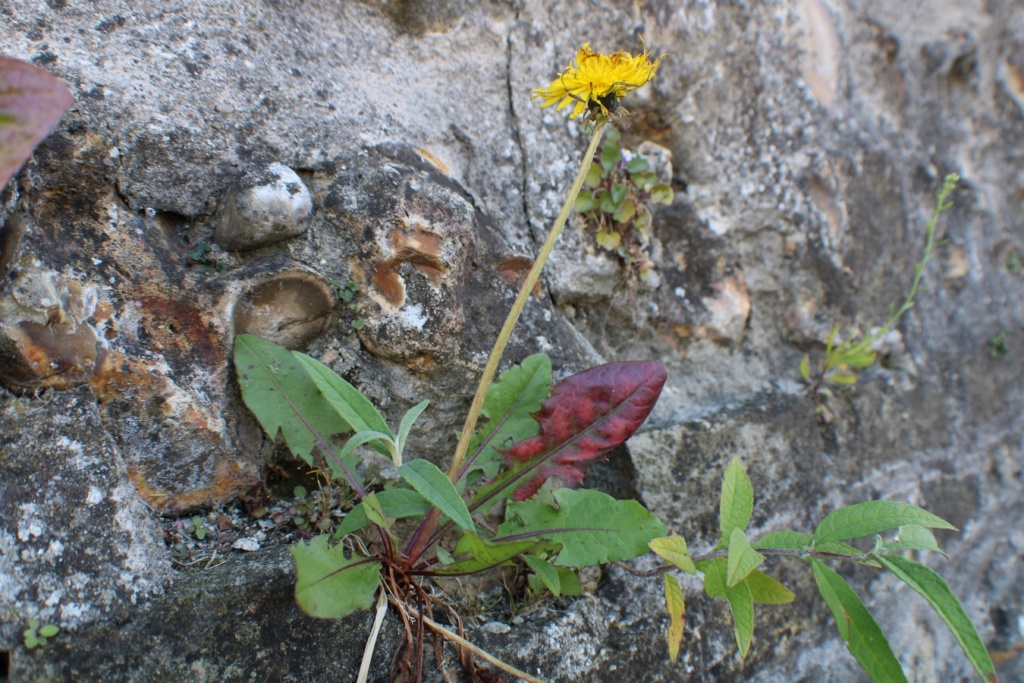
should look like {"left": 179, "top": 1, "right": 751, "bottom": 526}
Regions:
{"left": 402, "top": 121, "right": 607, "bottom": 567}
{"left": 446, "top": 120, "right": 607, "bottom": 482}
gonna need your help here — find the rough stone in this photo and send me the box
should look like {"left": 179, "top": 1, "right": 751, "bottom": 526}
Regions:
{"left": 1, "top": 0, "right": 1023, "bottom": 681}
{"left": 215, "top": 162, "right": 313, "bottom": 251}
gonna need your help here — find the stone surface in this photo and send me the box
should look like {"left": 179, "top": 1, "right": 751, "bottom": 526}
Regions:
{"left": 215, "top": 162, "right": 313, "bottom": 251}
{"left": 1, "top": 0, "right": 1023, "bottom": 681}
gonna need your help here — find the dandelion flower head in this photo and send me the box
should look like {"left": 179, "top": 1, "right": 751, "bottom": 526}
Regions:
{"left": 531, "top": 42, "right": 662, "bottom": 120}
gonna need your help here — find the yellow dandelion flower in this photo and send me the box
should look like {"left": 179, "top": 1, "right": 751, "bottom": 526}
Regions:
{"left": 531, "top": 41, "right": 663, "bottom": 120}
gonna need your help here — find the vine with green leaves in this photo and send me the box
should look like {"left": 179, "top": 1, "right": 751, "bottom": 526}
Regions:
{"left": 231, "top": 41, "right": 995, "bottom": 683}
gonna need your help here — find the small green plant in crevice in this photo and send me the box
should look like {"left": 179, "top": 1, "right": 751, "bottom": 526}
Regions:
{"left": 332, "top": 279, "right": 366, "bottom": 331}
{"left": 988, "top": 329, "right": 1010, "bottom": 359}
{"left": 633, "top": 458, "right": 997, "bottom": 683}
{"left": 574, "top": 126, "right": 674, "bottom": 282}
{"left": 187, "top": 515, "right": 208, "bottom": 541}
{"left": 231, "top": 42, "right": 995, "bottom": 683}
{"left": 22, "top": 618, "right": 59, "bottom": 650}
{"left": 800, "top": 174, "right": 959, "bottom": 394}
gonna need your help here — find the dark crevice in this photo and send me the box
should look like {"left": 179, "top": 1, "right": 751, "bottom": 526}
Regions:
{"left": 503, "top": 7, "right": 530, "bottom": 246}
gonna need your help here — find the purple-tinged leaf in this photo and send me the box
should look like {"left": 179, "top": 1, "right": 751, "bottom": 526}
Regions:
{"left": 502, "top": 361, "right": 666, "bottom": 501}
{"left": 0, "top": 55, "right": 73, "bottom": 187}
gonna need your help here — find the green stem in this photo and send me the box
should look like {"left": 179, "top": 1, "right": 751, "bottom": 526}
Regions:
{"left": 402, "top": 121, "right": 608, "bottom": 567}
{"left": 446, "top": 120, "right": 607, "bottom": 482}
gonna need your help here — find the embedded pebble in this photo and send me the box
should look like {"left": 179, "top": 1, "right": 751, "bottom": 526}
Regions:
{"left": 480, "top": 621, "right": 511, "bottom": 635}
{"left": 215, "top": 162, "right": 313, "bottom": 250}
{"left": 231, "top": 537, "right": 260, "bottom": 552}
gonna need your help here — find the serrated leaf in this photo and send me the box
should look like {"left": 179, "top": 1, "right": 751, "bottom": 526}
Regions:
{"left": 879, "top": 525, "right": 947, "bottom": 558}
{"left": 399, "top": 459, "right": 474, "bottom": 532}
{"left": 727, "top": 528, "right": 764, "bottom": 587}
{"left": 523, "top": 554, "right": 562, "bottom": 596}
{"left": 234, "top": 335, "right": 365, "bottom": 492}
{"left": 0, "top": 55, "right": 73, "bottom": 187}
{"left": 649, "top": 183, "right": 675, "bottom": 205}
{"left": 496, "top": 488, "right": 666, "bottom": 568}
{"left": 575, "top": 189, "right": 598, "bottom": 213}
{"left": 811, "top": 559, "right": 908, "bottom": 683}
{"left": 718, "top": 458, "right": 754, "bottom": 549}
{"left": 291, "top": 535, "right": 380, "bottom": 619}
{"left": 814, "top": 501, "right": 956, "bottom": 544}
{"left": 663, "top": 573, "right": 686, "bottom": 662}
{"left": 745, "top": 570, "right": 795, "bottom": 604}
{"left": 799, "top": 355, "right": 812, "bottom": 381}
{"left": 874, "top": 555, "right": 996, "bottom": 682}
{"left": 334, "top": 488, "right": 430, "bottom": 539}
{"left": 649, "top": 535, "right": 697, "bottom": 574}
{"left": 432, "top": 533, "right": 540, "bottom": 575}
{"left": 462, "top": 354, "right": 551, "bottom": 482}
{"left": 700, "top": 558, "right": 755, "bottom": 657}
{"left": 499, "top": 361, "right": 666, "bottom": 502}
{"left": 394, "top": 400, "right": 429, "bottom": 465}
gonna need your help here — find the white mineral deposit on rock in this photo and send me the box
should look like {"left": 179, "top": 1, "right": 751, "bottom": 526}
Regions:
{"left": 215, "top": 162, "right": 313, "bottom": 251}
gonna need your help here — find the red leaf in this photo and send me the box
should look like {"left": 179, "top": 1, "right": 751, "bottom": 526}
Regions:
{"left": 503, "top": 361, "right": 666, "bottom": 501}
{"left": 0, "top": 56, "right": 73, "bottom": 187}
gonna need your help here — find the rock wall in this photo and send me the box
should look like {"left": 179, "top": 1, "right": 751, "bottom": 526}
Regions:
{"left": 2, "top": 0, "right": 1022, "bottom": 681}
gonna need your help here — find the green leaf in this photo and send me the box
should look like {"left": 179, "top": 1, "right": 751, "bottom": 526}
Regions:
{"left": 610, "top": 183, "right": 630, "bottom": 205}
{"left": 433, "top": 533, "right": 540, "bottom": 575}
{"left": 879, "top": 525, "right": 947, "bottom": 558}
{"left": 811, "top": 559, "right": 908, "bottom": 683}
{"left": 745, "top": 570, "right": 795, "bottom": 605}
{"left": 649, "top": 183, "right": 675, "bottom": 205}
{"left": 334, "top": 488, "right": 430, "bottom": 539}
{"left": 28, "top": 617, "right": 40, "bottom": 630}
{"left": 336, "top": 430, "right": 397, "bottom": 475}
{"left": 293, "top": 350, "right": 393, "bottom": 442}
{"left": 649, "top": 535, "right": 697, "bottom": 574}
{"left": 632, "top": 170, "right": 657, "bottom": 191}
{"left": 234, "top": 335, "right": 365, "bottom": 491}
{"left": 435, "top": 546, "right": 454, "bottom": 565}
{"left": 24, "top": 634, "right": 40, "bottom": 649}
{"left": 362, "top": 493, "right": 391, "bottom": 530}
{"left": 612, "top": 198, "right": 636, "bottom": 223}
{"left": 799, "top": 355, "right": 812, "bottom": 381}
{"left": 399, "top": 459, "right": 475, "bottom": 532}
{"left": 626, "top": 156, "right": 650, "bottom": 174}
{"left": 394, "top": 400, "right": 429, "bottom": 465}
{"left": 523, "top": 554, "right": 562, "bottom": 596}
{"left": 753, "top": 529, "right": 871, "bottom": 563}
{"left": 718, "top": 458, "right": 754, "bottom": 549}
{"left": 463, "top": 353, "right": 551, "bottom": 482}
{"left": 496, "top": 488, "right": 667, "bottom": 568}
{"left": 584, "top": 163, "right": 604, "bottom": 188}
{"left": 291, "top": 535, "right": 380, "bottom": 619}
{"left": 599, "top": 189, "right": 618, "bottom": 213}
{"left": 843, "top": 349, "right": 878, "bottom": 369}
{"left": 727, "top": 528, "right": 764, "bottom": 587}
{"left": 700, "top": 558, "right": 755, "bottom": 657}
{"left": 814, "top": 501, "right": 956, "bottom": 544}
{"left": 555, "top": 566, "right": 582, "bottom": 596}
{"left": 38, "top": 624, "right": 59, "bottom": 638}
{"left": 874, "top": 555, "right": 996, "bottom": 682}
{"left": 575, "top": 189, "right": 598, "bottom": 213}
{"left": 600, "top": 139, "right": 622, "bottom": 170}
{"left": 827, "top": 371, "right": 859, "bottom": 385}
{"left": 596, "top": 227, "right": 622, "bottom": 250}
{"left": 663, "top": 573, "right": 686, "bottom": 662}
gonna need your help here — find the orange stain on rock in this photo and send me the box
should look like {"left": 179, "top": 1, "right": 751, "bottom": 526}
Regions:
{"left": 128, "top": 459, "right": 258, "bottom": 513}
